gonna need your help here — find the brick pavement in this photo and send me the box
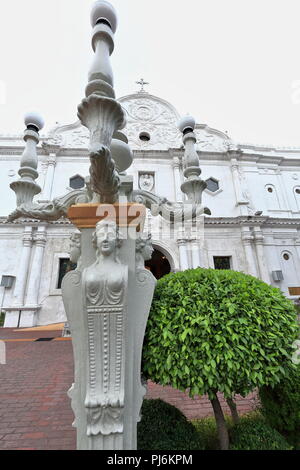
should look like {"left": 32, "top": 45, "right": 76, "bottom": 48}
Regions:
{"left": 0, "top": 328, "right": 258, "bottom": 450}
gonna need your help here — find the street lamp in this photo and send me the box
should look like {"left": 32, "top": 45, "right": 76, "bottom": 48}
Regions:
{"left": 7, "top": 0, "right": 210, "bottom": 450}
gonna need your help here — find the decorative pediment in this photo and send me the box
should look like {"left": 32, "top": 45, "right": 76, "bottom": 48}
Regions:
{"left": 45, "top": 93, "right": 231, "bottom": 153}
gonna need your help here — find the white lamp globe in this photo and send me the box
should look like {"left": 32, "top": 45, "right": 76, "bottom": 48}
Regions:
{"left": 111, "top": 132, "right": 133, "bottom": 173}
{"left": 90, "top": 0, "right": 118, "bottom": 33}
{"left": 178, "top": 115, "right": 196, "bottom": 134}
{"left": 24, "top": 112, "right": 45, "bottom": 131}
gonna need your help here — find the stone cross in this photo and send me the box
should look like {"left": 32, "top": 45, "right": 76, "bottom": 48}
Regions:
{"left": 136, "top": 78, "right": 149, "bottom": 93}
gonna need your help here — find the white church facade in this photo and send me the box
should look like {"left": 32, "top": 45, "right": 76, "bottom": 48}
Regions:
{"left": 1, "top": 90, "right": 300, "bottom": 328}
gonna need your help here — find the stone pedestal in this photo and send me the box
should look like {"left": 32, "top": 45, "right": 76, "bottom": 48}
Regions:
{"left": 4, "top": 310, "right": 20, "bottom": 328}
{"left": 19, "top": 308, "right": 40, "bottom": 328}
{"left": 177, "top": 239, "right": 190, "bottom": 270}
{"left": 62, "top": 203, "right": 156, "bottom": 450}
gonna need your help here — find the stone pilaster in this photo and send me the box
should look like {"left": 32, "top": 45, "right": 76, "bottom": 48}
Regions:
{"left": 172, "top": 156, "right": 183, "bottom": 202}
{"left": 190, "top": 239, "right": 202, "bottom": 269}
{"left": 230, "top": 157, "right": 249, "bottom": 216}
{"left": 253, "top": 227, "right": 270, "bottom": 284}
{"left": 43, "top": 153, "right": 57, "bottom": 200}
{"left": 4, "top": 227, "right": 33, "bottom": 328}
{"left": 177, "top": 238, "right": 190, "bottom": 271}
{"left": 20, "top": 226, "right": 47, "bottom": 327}
{"left": 241, "top": 227, "right": 257, "bottom": 277}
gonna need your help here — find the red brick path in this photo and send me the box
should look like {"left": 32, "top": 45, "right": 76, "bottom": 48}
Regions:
{"left": 0, "top": 328, "right": 258, "bottom": 450}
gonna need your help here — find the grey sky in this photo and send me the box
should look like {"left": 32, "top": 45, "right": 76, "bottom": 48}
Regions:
{"left": 1, "top": 0, "right": 300, "bottom": 146}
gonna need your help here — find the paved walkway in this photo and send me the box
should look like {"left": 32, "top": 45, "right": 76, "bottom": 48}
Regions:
{"left": 0, "top": 327, "right": 258, "bottom": 450}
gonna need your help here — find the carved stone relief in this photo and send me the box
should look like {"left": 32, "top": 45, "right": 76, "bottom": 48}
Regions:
{"left": 82, "top": 221, "right": 128, "bottom": 437}
{"left": 139, "top": 173, "right": 155, "bottom": 192}
{"left": 44, "top": 95, "right": 230, "bottom": 153}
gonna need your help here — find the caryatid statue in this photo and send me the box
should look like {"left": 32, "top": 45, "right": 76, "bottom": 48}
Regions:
{"left": 63, "top": 216, "right": 156, "bottom": 450}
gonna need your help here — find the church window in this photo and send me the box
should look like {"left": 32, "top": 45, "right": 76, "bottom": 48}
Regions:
{"left": 70, "top": 175, "right": 85, "bottom": 190}
{"left": 283, "top": 253, "right": 290, "bottom": 261}
{"left": 139, "top": 132, "right": 151, "bottom": 142}
{"left": 295, "top": 188, "right": 300, "bottom": 195}
{"left": 206, "top": 178, "right": 219, "bottom": 193}
{"left": 267, "top": 187, "right": 274, "bottom": 193}
{"left": 213, "top": 256, "right": 231, "bottom": 270}
{"left": 57, "top": 258, "right": 77, "bottom": 289}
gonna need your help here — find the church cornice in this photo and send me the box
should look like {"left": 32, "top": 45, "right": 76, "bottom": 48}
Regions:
{"left": 0, "top": 217, "right": 73, "bottom": 227}
{"left": 1, "top": 216, "right": 300, "bottom": 230}
{"left": 205, "top": 216, "right": 300, "bottom": 228}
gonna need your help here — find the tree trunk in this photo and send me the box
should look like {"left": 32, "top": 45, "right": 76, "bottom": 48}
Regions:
{"left": 210, "top": 394, "right": 230, "bottom": 450}
{"left": 226, "top": 397, "right": 240, "bottom": 425}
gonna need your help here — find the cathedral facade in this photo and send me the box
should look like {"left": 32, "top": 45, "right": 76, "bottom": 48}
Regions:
{"left": 1, "top": 90, "right": 300, "bottom": 328}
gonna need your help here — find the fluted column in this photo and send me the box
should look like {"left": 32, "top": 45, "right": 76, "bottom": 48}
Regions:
{"left": 253, "top": 227, "right": 270, "bottom": 284}
{"left": 20, "top": 226, "right": 47, "bottom": 327}
{"left": 190, "top": 239, "right": 202, "bottom": 268}
{"left": 241, "top": 227, "right": 257, "bottom": 277}
{"left": 230, "top": 157, "right": 249, "bottom": 216}
{"left": 4, "top": 227, "right": 33, "bottom": 328}
{"left": 177, "top": 238, "right": 190, "bottom": 271}
{"left": 172, "top": 156, "right": 183, "bottom": 202}
{"left": 43, "top": 153, "right": 57, "bottom": 200}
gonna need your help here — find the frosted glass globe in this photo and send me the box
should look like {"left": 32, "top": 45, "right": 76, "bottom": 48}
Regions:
{"left": 90, "top": 0, "right": 117, "bottom": 33}
{"left": 178, "top": 115, "right": 196, "bottom": 133}
{"left": 24, "top": 112, "right": 45, "bottom": 131}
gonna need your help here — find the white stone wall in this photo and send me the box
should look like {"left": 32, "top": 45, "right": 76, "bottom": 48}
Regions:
{"left": 0, "top": 92, "right": 300, "bottom": 326}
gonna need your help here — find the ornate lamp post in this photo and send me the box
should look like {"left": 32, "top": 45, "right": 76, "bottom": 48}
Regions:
{"left": 7, "top": 0, "right": 210, "bottom": 450}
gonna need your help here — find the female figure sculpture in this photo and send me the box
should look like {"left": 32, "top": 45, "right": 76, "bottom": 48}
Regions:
{"left": 136, "top": 234, "right": 154, "bottom": 269}
{"left": 82, "top": 220, "right": 128, "bottom": 441}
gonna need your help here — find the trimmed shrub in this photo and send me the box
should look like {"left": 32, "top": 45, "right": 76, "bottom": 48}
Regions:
{"left": 137, "top": 399, "right": 204, "bottom": 450}
{"left": 142, "top": 268, "right": 299, "bottom": 449}
{"left": 229, "top": 419, "right": 291, "bottom": 450}
{"left": 142, "top": 269, "right": 299, "bottom": 400}
{"left": 259, "top": 365, "right": 300, "bottom": 446}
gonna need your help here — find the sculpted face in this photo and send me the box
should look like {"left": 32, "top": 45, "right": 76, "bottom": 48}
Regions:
{"left": 143, "top": 243, "right": 154, "bottom": 261}
{"left": 96, "top": 223, "right": 117, "bottom": 257}
{"left": 70, "top": 234, "right": 81, "bottom": 264}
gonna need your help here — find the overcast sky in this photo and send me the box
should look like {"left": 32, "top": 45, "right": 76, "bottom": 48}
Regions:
{"left": 1, "top": 0, "right": 300, "bottom": 146}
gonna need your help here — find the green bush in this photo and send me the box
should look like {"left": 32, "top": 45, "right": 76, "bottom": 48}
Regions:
{"left": 229, "top": 419, "right": 291, "bottom": 450}
{"left": 259, "top": 365, "right": 300, "bottom": 446}
{"left": 137, "top": 399, "right": 204, "bottom": 450}
{"left": 0, "top": 312, "right": 4, "bottom": 327}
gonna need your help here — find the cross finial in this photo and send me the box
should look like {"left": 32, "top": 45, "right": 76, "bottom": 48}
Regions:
{"left": 136, "top": 78, "right": 149, "bottom": 93}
